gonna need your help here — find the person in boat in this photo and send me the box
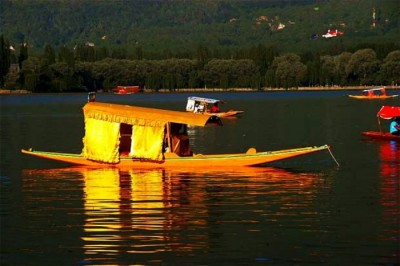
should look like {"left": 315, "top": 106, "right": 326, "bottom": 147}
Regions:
{"left": 194, "top": 103, "right": 201, "bottom": 113}
{"left": 210, "top": 102, "right": 220, "bottom": 113}
{"left": 390, "top": 117, "right": 400, "bottom": 136}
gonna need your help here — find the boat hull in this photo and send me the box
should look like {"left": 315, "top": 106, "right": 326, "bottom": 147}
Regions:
{"left": 21, "top": 145, "right": 329, "bottom": 168}
{"left": 348, "top": 95, "right": 398, "bottom": 99}
{"left": 208, "top": 110, "right": 244, "bottom": 117}
{"left": 361, "top": 131, "right": 400, "bottom": 141}
{"left": 113, "top": 86, "right": 141, "bottom": 94}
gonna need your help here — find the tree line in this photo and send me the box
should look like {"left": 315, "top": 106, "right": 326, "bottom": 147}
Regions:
{"left": 1, "top": 35, "right": 399, "bottom": 92}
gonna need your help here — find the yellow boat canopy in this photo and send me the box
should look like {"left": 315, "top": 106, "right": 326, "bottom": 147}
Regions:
{"left": 83, "top": 102, "right": 218, "bottom": 127}
{"left": 82, "top": 102, "right": 220, "bottom": 164}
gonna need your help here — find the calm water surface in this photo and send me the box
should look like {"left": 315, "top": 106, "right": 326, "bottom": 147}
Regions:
{"left": 1, "top": 91, "right": 399, "bottom": 265}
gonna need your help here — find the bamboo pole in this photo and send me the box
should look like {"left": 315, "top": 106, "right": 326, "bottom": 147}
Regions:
{"left": 166, "top": 122, "right": 172, "bottom": 152}
{"left": 377, "top": 116, "right": 382, "bottom": 133}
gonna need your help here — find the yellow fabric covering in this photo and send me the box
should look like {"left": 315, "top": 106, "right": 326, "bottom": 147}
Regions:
{"left": 81, "top": 102, "right": 216, "bottom": 163}
{"left": 82, "top": 118, "right": 120, "bottom": 163}
{"left": 130, "top": 124, "right": 165, "bottom": 161}
{"left": 83, "top": 102, "right": 216, "bottom": 127}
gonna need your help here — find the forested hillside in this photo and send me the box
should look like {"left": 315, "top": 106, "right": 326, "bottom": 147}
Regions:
{"left": 1, "top": 0, "right": 399, "bottom": 92}
{"left": 2, "top": 0, "right": 399, "bottom": 55}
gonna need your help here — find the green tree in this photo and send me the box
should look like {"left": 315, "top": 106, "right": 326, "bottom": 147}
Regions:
{"left": 271, "top": 53, "right": 306, "bottom": 89}
{"left": 18, "top": 42, "right": 28, "bottom": 69}
{"left": 50, "top": 62, "right": 77, "bottom": 92}
{"left": 345, "top": 49, "right": 380, "bottom": 85}
{"left": 20, "top": 57, "right": 42, "bottom": 92}
{"left": 43, "top": 44, "right": 56, "bottom": 65}
{"left": 333, "top": 52, "right": 352, "bottom": 86}
{"left": 197, "top": 45, "right": 209, "bottom": 68}
{"left": 188, "top": 70, "right": 200, "bottom": 89}
{"left": 96, "top": 46, "right": 109, "bottom": 61}
{"left": 132, "top": 46, "right": 144, "bottom": 60}
{"left": 264, "top": 68, "right": 276, "bottom": 88}
{"left": 320, "top": 55, "right": 335, "bottom": 86}
{"left": 75, "top": 62, "right": 96, "bottom": 91}
{"left": 0, "top": 35, "right": 11, "bottom": 87}
{"left": 146, "top": 66, "right": 162, "bottom": 91}
{"left": 203, "top": 59, "right": 258, "bottom": 88}
{"left": 58, "top": 45, "right": 75, "bottom": 67}
{"left": 380, "top": 50, "right": 400, "bottom": 86}
{"left": 304, "top": 52, "right": 321, "bottom": 87}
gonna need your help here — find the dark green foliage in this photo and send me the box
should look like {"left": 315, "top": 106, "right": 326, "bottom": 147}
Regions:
{"left": 18, "top": 42, "right": 28, "bottom": 69}
{"left": 2, "top": 0, "right": 399, "bottom": 55}
{"left": 1, "top": 0, "right": 400, "bottom": 91}
{"left": 0, "top": 35, "right": 11, "bottom": 87}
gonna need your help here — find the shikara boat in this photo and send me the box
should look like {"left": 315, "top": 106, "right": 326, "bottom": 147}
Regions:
{"left": 22, "top": 101, "right": 330, "bottom": 168}
{"left": 348, "top": 88, "right": 398, "bottom": 99}
{"left": 113, "top": 85, "right": 141, "bottom": 94}
{"left": 185, "top": 96, "right": 244, "bottom": 117}
{"left": 361, "top": 105, "right": 400, "bottom": 141}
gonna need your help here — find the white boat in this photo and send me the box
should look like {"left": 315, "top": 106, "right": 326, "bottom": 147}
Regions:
{"left": 185, "top": 96, "right": 244, "bottom": 117}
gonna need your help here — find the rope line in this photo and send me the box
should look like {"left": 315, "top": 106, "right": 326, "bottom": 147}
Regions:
{"left": 327, "top": 147, "right": 340, "bottom": 167}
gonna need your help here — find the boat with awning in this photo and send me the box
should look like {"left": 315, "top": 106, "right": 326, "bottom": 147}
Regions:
{"left": 22, "top": 102, "right": 330, "bottom": 168}
{"left": 361, "top": 105, "right": 400, "bottom": 141}
{"left": 348, "top": 88, "right": 398, "bottom": 99}
{"left": 186, "top": 96, "right": 244, "bottom": 117}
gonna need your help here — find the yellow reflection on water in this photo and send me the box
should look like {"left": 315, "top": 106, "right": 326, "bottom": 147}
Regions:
{"left": 21, "top": 165, "right": 328, "bottom": 263}
{"left": 81, "top": 168, "right": 171, "bottom": 256}
{"left": 82, "top": 168, "right": 122, "bottom": 255}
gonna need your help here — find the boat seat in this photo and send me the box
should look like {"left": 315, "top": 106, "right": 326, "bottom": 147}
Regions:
{"left": 171, "top": 134, "right": 191, "bottom": 156}
{"left": 164, "top": 152, "right": 180, "bottom": 158}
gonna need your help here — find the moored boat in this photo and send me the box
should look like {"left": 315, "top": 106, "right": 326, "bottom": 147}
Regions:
{"left": 185, "top": 96, "right": 244, "bottom": 117}
{"left": 22, "top": 101, "right": 330, "bottom": 168}
{"left": 348, "top": 87, "right": 398, "bottom": 99}
{"left": 113, "top": 85, "right": 141, "bottom": 94}
{"left": 361, "top": 105, "right": 400, "bottom": 141}
{"left": 361, "top": 131, "right": 400, "bottom": 141}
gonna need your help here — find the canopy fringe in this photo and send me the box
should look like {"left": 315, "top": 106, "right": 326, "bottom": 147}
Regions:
{"left": 85, "top": 111, "right": 165, "bottom": 127}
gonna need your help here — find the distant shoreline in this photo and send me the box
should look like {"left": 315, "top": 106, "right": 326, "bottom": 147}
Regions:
{"left": 1, "top": 86, "right": 399, "bottom": 94}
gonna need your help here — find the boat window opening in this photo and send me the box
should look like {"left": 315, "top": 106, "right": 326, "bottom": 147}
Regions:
{"left": 170, "top": 123, "right": 187, "bottom": 135}
{"left": 199, "top": 103, "right": 206, "bottom": 113}
{"left": 194, "top": 101, "right": 206, "bottom": 113}
{"left": 119, "top": 123, "right": 132, "bottom": 156}
{"left": 186, "top": 99, "right": 195, "bottom": 112}
{"left": 169, "top": 123, "right": 191, "bottom": 156}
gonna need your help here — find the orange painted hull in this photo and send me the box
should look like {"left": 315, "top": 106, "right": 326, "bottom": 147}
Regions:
{"left": 348, "top": 95, "right": 398, "bottom": 99}
{"left": 21, "top": 145, "right": 329, "bottom": 168}
{"left": 206, "top": 110, "right": 244, "bottom": 117}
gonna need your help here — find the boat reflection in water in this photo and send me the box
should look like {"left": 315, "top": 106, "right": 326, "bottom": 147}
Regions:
{"left": 378, "top": 141, "right": 400, "bottom": 248}
{"left": 21, "top": 166, "right": 325, "bottom": 264}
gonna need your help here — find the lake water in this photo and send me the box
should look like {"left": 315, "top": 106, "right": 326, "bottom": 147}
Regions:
{"left": 1, "top": 91, "right": 399, "bottom": 265}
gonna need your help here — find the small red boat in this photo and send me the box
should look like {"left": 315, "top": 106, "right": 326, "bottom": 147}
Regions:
{"left": 361, "top": 131, "right": 400, "bottom": 141}
{"left": 113, "top": 86, "right": 141, "bottom": 94}
{"left": 361, "top": 106, "right": 400, "bottom": 141}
